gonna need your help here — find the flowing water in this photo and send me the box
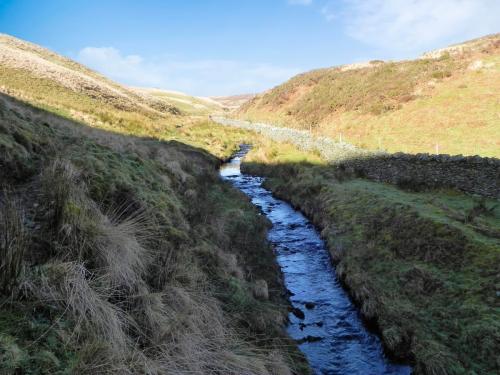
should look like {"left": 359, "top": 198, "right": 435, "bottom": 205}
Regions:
{"left": 220, "top": 145, "right": 412, "bottom": 375}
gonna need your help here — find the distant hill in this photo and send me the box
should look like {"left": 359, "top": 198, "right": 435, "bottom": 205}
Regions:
{"left": 0, "top": 33, "right": 185, "bottom": 116}
{"left": 132, "top": 87, "right": 223, "bottom": 115}
{"left": 212, "top": 94, "right": 255, "bottom": 110}
{"left": 0, "top": 33, "right": 229, "bottom": 122}
{"left": 238, "top": 34, "right": 500, "bottom": 157}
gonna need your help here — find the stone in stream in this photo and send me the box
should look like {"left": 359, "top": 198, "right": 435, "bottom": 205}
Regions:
{"left": 297, "top": 335, "right": 323, "bottom": 344}
{"left": 305, "top": 302, "right": 316, "bottom": 310}
{"left": 299, "top": 321, "right": 324, "bottom": 330}
{"left": 290, "top": 307, "right": 305, "bottom": 320}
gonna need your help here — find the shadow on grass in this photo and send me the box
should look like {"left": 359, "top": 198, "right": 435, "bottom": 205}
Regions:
{"left": 0, "top": 92, "right": 311, "bottom": 375}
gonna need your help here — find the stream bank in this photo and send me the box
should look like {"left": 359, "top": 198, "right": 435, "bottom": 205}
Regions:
{"left": 221, "top": 145, "right": 412, "bottom": 375}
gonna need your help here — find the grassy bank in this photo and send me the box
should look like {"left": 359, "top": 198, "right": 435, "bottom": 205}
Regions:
{"left": 242, "top": 145, "right": 500, "bottom": 375}
{"left": 0, "top": 93, "right": 310, "bottom": 374}
{"left": 0, "top": 32, "right": 311, "bottom": 373}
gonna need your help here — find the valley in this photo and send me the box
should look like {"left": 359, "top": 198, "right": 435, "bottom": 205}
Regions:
{"left": 0, "top": 29, "right": 499, "bottom": 375}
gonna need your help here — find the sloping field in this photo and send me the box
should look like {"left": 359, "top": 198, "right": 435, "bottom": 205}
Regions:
{"left": 238, "top": 34, "right": 500, "bottom": 157}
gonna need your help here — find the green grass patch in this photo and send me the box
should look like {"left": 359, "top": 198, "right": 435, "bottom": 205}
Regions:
{"left": 0, "top": 307, "right": 76, "bottom": 374}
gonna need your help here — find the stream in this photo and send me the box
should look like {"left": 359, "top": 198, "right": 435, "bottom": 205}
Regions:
{"left": 220, "top": 145, "right": 412, "bottom": 375}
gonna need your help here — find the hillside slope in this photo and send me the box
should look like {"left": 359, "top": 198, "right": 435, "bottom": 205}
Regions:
{"left": 212, "top": 94, "right": 255, "bottom": 110}
{"left": 0, "top": 33, "right": 251, "bottom": 158}
{"left": 132, "top": 87, "right": 223, "bottom": 115}
{"left": 0, "top": 34, "right": 307, "bottom": 374}
{"left": 0, "top": 34, "right": 185, "bottom": 116}
{"left": 238, "top": 34, "right": 500, "bottom": 157}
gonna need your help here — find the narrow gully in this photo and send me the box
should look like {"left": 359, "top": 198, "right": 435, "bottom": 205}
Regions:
{"left": 220, "top": 145, "right": 412, "bottom": 375}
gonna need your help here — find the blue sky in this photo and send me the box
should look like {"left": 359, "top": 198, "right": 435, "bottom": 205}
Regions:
{"left": 1, "top": 0, "right": 499, "bottom": 96}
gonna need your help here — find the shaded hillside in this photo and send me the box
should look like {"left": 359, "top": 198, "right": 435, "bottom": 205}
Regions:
{"left": 238, "top": 34, "right": 500, "bottom": 157}
{"left": 0, "top": 34, "right": 307, "bottom": 374}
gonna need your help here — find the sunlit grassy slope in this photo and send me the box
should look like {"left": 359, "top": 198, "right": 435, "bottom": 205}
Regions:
{"left": 239, "top": 34, "right": 500, "bottom": 157}
{"left": 133, "top": 87, "right": 224, "bottom": 115}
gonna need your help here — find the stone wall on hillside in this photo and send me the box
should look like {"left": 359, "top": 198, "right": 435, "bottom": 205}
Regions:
{"left": 211, "top": 116, "right": 366, "bottom": 160}
{"left": 212, "top": 116, "right": 500, "bottom": 199}
{"left": 341, "top": 153, "right": 500, "bottom": 199}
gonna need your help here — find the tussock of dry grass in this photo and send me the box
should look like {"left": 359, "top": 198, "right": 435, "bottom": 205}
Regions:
{"left": 96, "top": 211, "right": 152, "bottom": 290}
{"left": 24, "top": 261, "right": 131, "bottom": 356}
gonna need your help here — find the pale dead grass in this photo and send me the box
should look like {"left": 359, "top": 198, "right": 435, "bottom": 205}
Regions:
{"left": 23, "top": 261, "right": 130, "bottom": 356}
{"left": 18, "top": 157, "right": 294, "bottom": 374}
{"left": 96, "top": 212, "right": 152, "bottom": 290}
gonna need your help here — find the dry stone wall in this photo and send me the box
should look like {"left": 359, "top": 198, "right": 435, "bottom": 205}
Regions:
{"left": 212, "top": 116, "right": 500, "bottom": 199}
{"left": 342, "top": 153, "right": 500, "bottom": 199}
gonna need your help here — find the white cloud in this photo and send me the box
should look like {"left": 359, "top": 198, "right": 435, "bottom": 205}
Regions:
{"left": 321, "top": 3, "right": 336, "bottom": 21}
{"left": 78, "top": 47, "right": 162, "bottom": 86}
{"left": 76, "top": 47, "right": 300, "bottom": 96}
{"left": 324, "top": 0, "right": 500, "bottom": 53}
{"left": 288, "top": 0, "right": 313, "bottom": 5}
